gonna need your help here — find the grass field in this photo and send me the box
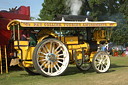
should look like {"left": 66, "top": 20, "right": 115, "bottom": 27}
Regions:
{"left": 0, "top": 56, "right": 128, "bottom": 85}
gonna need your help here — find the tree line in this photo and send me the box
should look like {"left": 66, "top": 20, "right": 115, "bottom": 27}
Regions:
{"left": 38, "top": 0, "right": 128, "bottom": 45}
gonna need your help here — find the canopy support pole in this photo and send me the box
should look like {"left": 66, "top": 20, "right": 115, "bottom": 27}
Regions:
{"left": 5, "top": 45, "right": 8, "bottom": 74}
{"left": 13, "top": 25, "right": 15, "bottom": 40}
{"left": 60, "top": 27, "right": 61, "bottom": 40}
{"left": 18, "top": 24, "right": 20, "bottom": 40}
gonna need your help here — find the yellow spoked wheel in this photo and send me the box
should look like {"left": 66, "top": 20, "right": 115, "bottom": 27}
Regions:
{"left": 33, "top": 38, "right": 69, "bottom": 77}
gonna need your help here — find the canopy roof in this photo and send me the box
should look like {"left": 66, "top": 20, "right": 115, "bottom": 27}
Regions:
{"left": 7, "top": 19, "right": 117, "bottom": 30}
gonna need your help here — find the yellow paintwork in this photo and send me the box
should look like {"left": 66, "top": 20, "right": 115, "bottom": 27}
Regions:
{"left": 37, "top": 29, "right": 58, "bottom": 39}
{"left": 64, "top": 36, "right": 78, "bottom": 44}
{"left": 76, "top": 51, "right": 82, "bottom": 60}
{"left": 14, "top": 37, "right": 90, "bottom": 67}
{"left": 14, "top": 41, "right": 34, "bottom": 67}
{"left": 37, "top": 29, "right": 58, "bottom": 44}
{"left": 94, "top": 30, "right": 106, "bottom": 39}
{"left": 68, "top": 43, "right": 89, "bottom": 50}
{"left": 93, "top": 30, "right": 107, "bottom": 44}
{"left": 90, "top": 51, "right": 97, "bottom": 62}
{"left": 14, "top": 41, "right": 29, "bottom": 46}
{"left": 7, "top": 20, "right": 20, "bottom": 30}
{"left": 67, "top": 42, "right": 89, "bottom": 61}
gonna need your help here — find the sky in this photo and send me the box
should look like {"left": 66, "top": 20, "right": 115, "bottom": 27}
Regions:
{"left": 0, "top": 0, "right": 44, "bottom": 18}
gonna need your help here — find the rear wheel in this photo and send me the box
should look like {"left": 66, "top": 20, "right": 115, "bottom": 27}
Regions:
{"left": 75, "top": 52, "right": 91, "bottom": 71}
{"left": 33, "top": 38, "right": 69, "bottom": 76}
{"left": 92, "top": 51, "right": 110, "bottom": 73}
{"left": 76, "top": 60, "right": 91, "bottom": 71}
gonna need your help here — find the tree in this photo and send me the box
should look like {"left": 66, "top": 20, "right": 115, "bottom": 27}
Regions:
{"left": 81, "top": 0, "right": 119, "bottom": 20}
{"left": 80, "top": 0, "right": 128, "bottom": 45}
{"left": 118, "top": 0, "right": 128, "bottom": 24}
{"left": 30, "top": 17, "right": 36, "bottom": 21}
{"left": 38, "top": 0, "right": 128, "bottom": 45}
{"left": 38, "top": 0, "right": 66, "bottom": 20}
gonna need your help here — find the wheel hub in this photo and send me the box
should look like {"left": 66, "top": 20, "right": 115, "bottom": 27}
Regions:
{"left": 47, "top": 53, "right": 57, "bottom": 62}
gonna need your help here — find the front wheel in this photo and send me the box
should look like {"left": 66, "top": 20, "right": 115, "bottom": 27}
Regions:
{"left": 32, "top": 38, "right": 69, "bottom": 77}
{"left": 92, "top": 51, "right": 110, "bottom": 73}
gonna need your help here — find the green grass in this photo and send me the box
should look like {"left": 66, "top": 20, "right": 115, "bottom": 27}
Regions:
{"left": 0, "top": 56, "right": 128, "bottom": 85}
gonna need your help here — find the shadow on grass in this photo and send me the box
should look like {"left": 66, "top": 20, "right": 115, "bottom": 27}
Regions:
{"left": 2, "top": 65, "right": 24, "bottom": 73}
{"left": 110, "top": 64, "right": 128, "bottom": 68}
{"left": 63, "top": 64, "right": 128, "bottom": 76}
{"left": 62, "top": 66, "right": 115, "bottom": 76}
{"left": 20, "top": 73, "right": 42, "bottom": 77}
{"left": 62, "top": 66, "right": 97, "bottom": 76}
{"left": 7, "top": 64, "right": 128, "bottom": 77}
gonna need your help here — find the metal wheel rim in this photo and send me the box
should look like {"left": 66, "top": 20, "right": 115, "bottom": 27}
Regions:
{"left": 94, "top": 52, "right": 110, "bottom": 72}
{"left": 24, "top": 67, "right": 39, "bottom": 75}
{"left": 80, "top": 62, "right": 91, "bottom": 70}
{"left": 36, "top": 39, "right": 69, "bottom": 76}
{"left": 77, "top": 60, "right": 91, "bottom": 71}
{"left": 75, "top": 52, "right": 91, "bottom": 71}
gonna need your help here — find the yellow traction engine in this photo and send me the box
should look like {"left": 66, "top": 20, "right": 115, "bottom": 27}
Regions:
{"left": 7, "top": 16, "right": 117, "bottom": 76}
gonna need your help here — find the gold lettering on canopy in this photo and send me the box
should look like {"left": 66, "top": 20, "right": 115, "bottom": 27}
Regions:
{"left": 20, "top": 22, "right": 112, "bottom": 27}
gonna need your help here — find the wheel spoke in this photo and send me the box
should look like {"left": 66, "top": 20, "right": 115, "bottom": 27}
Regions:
{"left": 102, "top": 65, "right": 105, "bottom": 70}
{"left": 43, "top": 61, "right": 50, "bottom": 70}
{"left": 57, "top": 58, "right": 64, "bottom": 60}
{"left": 84, "top": 63, "right": 89, "bottom": 68}
{"left": 51, "top": 62, "right": 53, "bottom": 73}
{"left": 57, "top": 54, "right": 64, "bottom": 56}
{"left": 52, "top": 43, "right": 55, "bottom": 53}
{"left": 58, "top": 60, "right": 63, "bottom": 64}
{"left": 55, "top": 62, "right": 60, "bottom": 69}
{"left": 38, "top": 51, "right": 46, "bottom": 55}
{"left": 101, "top": 64, "right": 104, "bottom": 70}
{"left": 42, "top": 46, "right": 47, "bottom": 53}
{"left": 104, "top": 62, "right": 108, "bottom": 65}
{"left": 54, "top": 45, "right": 61, "bottom": 53}
{"left": 55, "top": 48, "right": 62, "bottom": 55}
{"left": 38, "top": 59, "right": 47, "bottom": 62}
{"left": 103, "top": 56, "right": 107, "bottom": 61}
{"left": 96, "top": 63, "right": 100, "bottom": 67}
{"left": 54, "top": 64, "right": 58, "bottom": 71}
{"left": 45, "top": 44, "right": 50, "bottom": 53}
{"left": 48, "top": 62, "right": 50, "bottom": 73}
{"left": 96, "top": 58, "right": 100, "bottom": 62}
{"left": 97, "top": 64, "right": 100, "bottom": 70}
{"left": 38, "top": 55, "right": 45, "bottom": 58}
{"left": 100, "top": 54, "right": 103, "bottom": 59}
{"left": 40, "top": 61, "right": 46, "bottom": 68}
{"left": 50, "top": 42, "right": 52, "bottom": 53}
